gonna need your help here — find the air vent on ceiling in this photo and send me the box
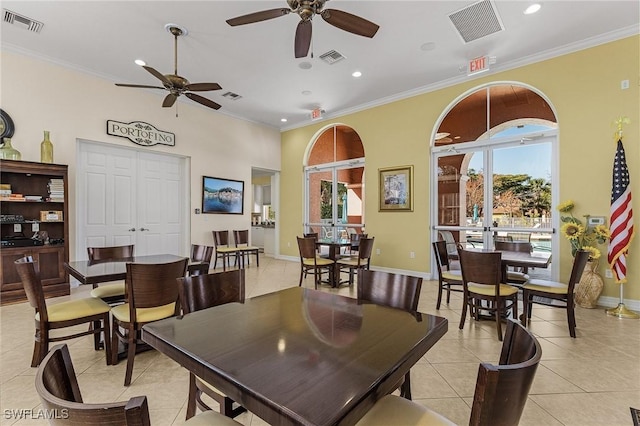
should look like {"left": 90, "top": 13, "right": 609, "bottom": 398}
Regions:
{"left": 3, "top": 9, "right": 44, "bottom": 33}
{"left": 448, "top": 0, "right": 503, "bottom": 43}
{"left": 319, "top": 50, "right": 346, "bottom": 65}
{"left": 222, "top": 91, "right": 242, "bottom": 101}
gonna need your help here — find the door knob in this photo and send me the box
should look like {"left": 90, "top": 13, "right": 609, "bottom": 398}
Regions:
{"left": 139, "top": 228, "right": 149, "bottom": 231}
{"left": 128, "top": 228, "right": 136, "bottom": 232}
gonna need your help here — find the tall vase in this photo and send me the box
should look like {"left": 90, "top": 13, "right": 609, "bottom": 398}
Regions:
{"left": 41, "top": 130, "right": 54, "bottom": 163}
{"left": 0, "top": 138, "right": 22, "bottom": 160}
{"left": 574, "top": 259, "right": 604, "bottom": 308}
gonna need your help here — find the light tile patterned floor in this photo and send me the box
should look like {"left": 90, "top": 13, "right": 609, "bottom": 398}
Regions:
{"left": 1, "top": 255, "right": 638, "bottom": 425}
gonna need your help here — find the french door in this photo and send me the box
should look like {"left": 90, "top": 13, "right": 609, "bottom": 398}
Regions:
{"left": 77, "top": 141, "right": 188, "bottom": 260}
{"left": 432, "top": 131, "right": 557, "bottom": 276}
{"left": 305, "top": 159, "right": 365, "bottom": 241}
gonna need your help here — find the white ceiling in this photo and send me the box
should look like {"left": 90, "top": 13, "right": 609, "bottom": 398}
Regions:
{"left": 2, "top": 1, "right": 638, "bottom": 131}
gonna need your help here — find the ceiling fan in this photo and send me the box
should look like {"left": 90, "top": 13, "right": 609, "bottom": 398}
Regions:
{"left": 115, "top": 24, "right": 222, "bottom": 110}
{"left": 226, "top": 0, "right": 379, "bottom": 58}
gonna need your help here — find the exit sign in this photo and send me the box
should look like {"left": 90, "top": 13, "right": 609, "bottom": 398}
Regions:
{"left": 468, "top": 56, "right": 489, "bottom": 76}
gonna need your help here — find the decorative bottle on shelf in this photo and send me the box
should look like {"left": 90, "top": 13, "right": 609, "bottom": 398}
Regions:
{"left": 41, "top": 131, "right": 54, "bottom": 163}
{"left": 0, "top": 138, "right": 22, "bottom": 160}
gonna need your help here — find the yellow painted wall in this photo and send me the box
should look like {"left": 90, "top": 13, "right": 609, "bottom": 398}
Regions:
{"left": 281, "top": 36, "right": 640, "bottom": 302}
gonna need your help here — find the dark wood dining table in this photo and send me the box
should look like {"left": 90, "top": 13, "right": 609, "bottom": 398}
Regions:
{"left": 65, "top": 254, "right": 190, "bottom": 287}
{"left": 142, "top": 287, "right": 448, "bottom": 426}
{"left": 316, "top": 238, "right": 352, "bottom": 287}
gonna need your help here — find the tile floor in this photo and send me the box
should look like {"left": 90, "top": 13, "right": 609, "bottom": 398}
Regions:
{"left": 1, "top": 255, "right": 639, "bottom": 425}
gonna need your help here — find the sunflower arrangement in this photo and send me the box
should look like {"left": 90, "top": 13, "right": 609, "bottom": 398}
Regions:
{"left": 558, "top": 200, "right": 610, "bottom": 260}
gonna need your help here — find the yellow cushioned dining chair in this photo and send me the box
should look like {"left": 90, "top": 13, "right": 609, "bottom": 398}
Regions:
{"left": 87, "top": 244, "right": 134, "bottom": 305}
{"left": 457, "top": 246, "right": 519, "bottom": 341}
{"left": 521, "top": 249, "right": 590, "bottom": 338}
{"left": 212, "top": 230, "right": 239, "bottom": 271}
{"left": 298, "top": 236, "right": 335, "bottom": 289}
{"left": 356, "top": 319, "right": 542, "bottom": 426}
{"left": 111, "top": 257, "right": 188, "bottom": 386}
{"left": 14, "top": 257, "right": 112, "bottom": 367}
{"left": 178, "top": 269, "right": 246, "bottom": 420}
{"left": 36, "top": 344, "right": 241, "bottom": 426}
{"left": 337, "top": 236, "right": 374, "bottom": 286}
{"left": 187, "top": 244, "right": 214, "bottom": 276}
{"left": 432, "top": 240, "right": 463, "bottom": 310}
{"left": 233, "top": 229, "right": 259, "bottom": 268}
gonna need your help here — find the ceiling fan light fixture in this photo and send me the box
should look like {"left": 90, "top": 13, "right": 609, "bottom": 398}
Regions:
{"left": 164, "top": 23, "right": 188, "bottom": 36}
{"left": 134, "top": 59, "right": 146, "bottom": 66}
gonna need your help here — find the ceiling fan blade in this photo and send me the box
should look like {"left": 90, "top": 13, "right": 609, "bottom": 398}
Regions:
{"left": 162, "top": 93, "right": 178, "bottom": 108}
{"left": 294, "top": 20, "right": 312, "bottom": 58}
{"left": 115, "top": 83, "right": 165, "bottom": 89}
{"left": 226, "top": 8, "right": 290, "bottom": 26}
{"left": 143, "top": 66, "right": 172, "bottom": 86}
{"left": 184, "top": 82, "right": 222, "bottom": 92}
{"left": 320, "top": 9, "right": 379, "bottom": 38}
{"left": 185, "top": 92, "right": 221, "bottom": 110}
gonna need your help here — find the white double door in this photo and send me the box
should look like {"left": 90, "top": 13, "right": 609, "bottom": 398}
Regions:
{"left": 77, "top": 141, "right": 188, "bottom": 259}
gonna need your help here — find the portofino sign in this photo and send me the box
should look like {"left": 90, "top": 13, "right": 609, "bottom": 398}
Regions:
{"left": 107, "top": 120, "right": 175, "bottom": 147}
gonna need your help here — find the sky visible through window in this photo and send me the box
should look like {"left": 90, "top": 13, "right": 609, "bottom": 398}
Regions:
{"left": 468, "top": 125, "right": 552, "bottom": 179}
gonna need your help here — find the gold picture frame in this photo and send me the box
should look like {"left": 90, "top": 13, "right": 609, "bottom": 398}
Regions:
{"left": 379, "top": 165, "right": 413, "bottom": 211}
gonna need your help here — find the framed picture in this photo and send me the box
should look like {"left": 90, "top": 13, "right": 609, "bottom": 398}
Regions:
{"left": 202, "top": 176, "right": 244, "bottom": 214}
{"left": 379, "top": 165, "right": 413, "bottom": 211}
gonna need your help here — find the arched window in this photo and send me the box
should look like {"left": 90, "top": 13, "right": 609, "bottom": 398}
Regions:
{"left": 432, "top": 83, "right": 559, "bottom": 280}
{"left": 304, "top": 125, "right": 365, "bottom": 240}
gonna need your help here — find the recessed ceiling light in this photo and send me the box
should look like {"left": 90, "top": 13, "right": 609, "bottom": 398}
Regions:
{"left": 134, "top": 59, "right": 146, "bottom": 66}
{"left": 302, "top": 90, "right": 312, "bottom": 96}
{"left": 524, "top": 4, "right": 541, "bottom": 14}
{"left": 280, "top": 118, "right": 287, "bottom": 122}
{"left": 420, "top": 42, "right": 436, "bottom": 51}
{"left": 352, "top": 71, "right": 362, "bottom": 78}
{"left": 299, "top": 62, "right": 312, "bottom": 70}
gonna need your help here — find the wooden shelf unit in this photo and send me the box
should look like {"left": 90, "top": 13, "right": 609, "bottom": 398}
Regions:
{"left": 0, "top": 159, "right": 69, "bottom": 305}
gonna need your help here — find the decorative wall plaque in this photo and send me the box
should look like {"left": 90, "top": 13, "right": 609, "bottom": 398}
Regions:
{"left": 107, "top": 120, "right": 175, "bottom": 147}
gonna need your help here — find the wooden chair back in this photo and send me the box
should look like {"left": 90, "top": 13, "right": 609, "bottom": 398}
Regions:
{"left": 470, "top": 319, "right": 542, "bottom": 425}
{"left": 212, "top": 230, "right": 232, "bottom": 247}
{"left": 126, "top": 258, "right": 187, "bottom": 318}
{"left": 506, "top": 232, "right": 532, "bottom": 242}
{"left": 297, "top": 236, "right": 318, "bottom": 260}
{"left": 190, "top": 244, "right": 214, "bottom": 263}
{"left": 494, "top": 240, "right": 532, "bottom": 253}
{"left": 14, "top": 257, "right": 47, "bottom": 317}
{"left": 356, "top": 237, "right": 375, "bottom": 266}
{"left": 36, "top": 344, "right": 150, "bottom": 425}
{"left": 233, "top": 230, "right": 250, "bottom": 247}
{"left": 566, "top": 249, "right": 591, "bottom": 294}
{"left": 433, "top": 240, "right": 454, "bottom": 272}
{"left": 458, "top": 249, "right": 502, "bottom": 287}
{"left": 87, "top": 245, "right": 134, "bottom": 261}
{"left": 357, "top": 269, "right": 422, "bottom": 312}
{"left": 178, "top": 269, "right": 245, "bottom": 314}
{"left": 303, "top": 232, "right": 318, "bottom": 240}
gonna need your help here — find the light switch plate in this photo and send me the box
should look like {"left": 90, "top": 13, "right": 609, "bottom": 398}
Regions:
{"left": 587, "top": 216, "right": 606, "bottom": 226}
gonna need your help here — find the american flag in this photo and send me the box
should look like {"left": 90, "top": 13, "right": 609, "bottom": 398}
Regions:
{"left": 608, "top": 139, "right": 634, "bottom": 283}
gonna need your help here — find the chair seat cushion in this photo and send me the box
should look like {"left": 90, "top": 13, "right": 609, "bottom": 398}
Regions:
{"left": 507, "top": 271, "right": 530, "bottom": 282}
{"left": 355, "top": 395, "right": 456, "bottom": 426}
{"left": 337, "top": 257, "right": 363, "bottom": 267}
{"left": 37, "top": 298, "right": 111, "bottom": 322}
{"left": 303, "top": 257, "right": 334, "bottom": 266}
{"left": 238, "top": 246, "right": 259, "bottom": 251}
{"left": 468, "top": 282, "right": 519, "bottom": 296}
{"left": 90, "top": 282, "right": 125, "bottom": 299}
{"left": 524, "top": 279, "right": 569, "bottom": 295}
{"left": 442, "top": 270, "right": 462, "bottom": 281}
{"left": 217, "top": 247, "right": 239, "bottom": 254}
{"left": 196, "top": 375, "right": 228, "bottom": 397}
{"left": 184, "top": 409, "right": 242, "bottom": 425}
{"left": 111, "top": 302, "right": 176, "bottom": 323}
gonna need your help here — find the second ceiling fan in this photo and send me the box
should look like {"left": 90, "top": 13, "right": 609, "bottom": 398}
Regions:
{"left": 226, "top": 0, "right": 380, "bottom": 58}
